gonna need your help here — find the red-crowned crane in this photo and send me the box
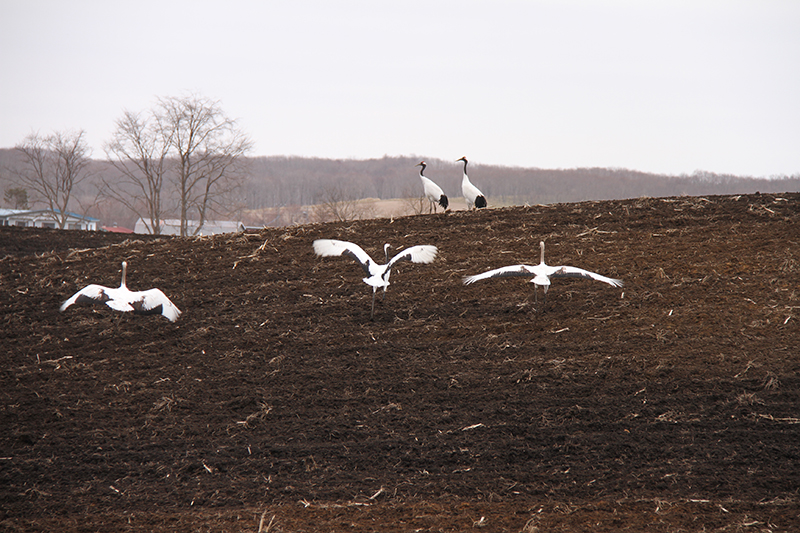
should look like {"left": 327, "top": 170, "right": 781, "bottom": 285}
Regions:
{"left": 416, "top": 161, "right": 448, "bottom": 213}
{"left": 313, "top": 239, "right": 438, "bottom": 319}
{"left": 457, "top": 156, "right": 487, "bottom": 210}
{"left": 60, "top": 261, "right": 182, "bottom": 322}
{"left": 463, "top": 241, "right": 622, "bottom": 310}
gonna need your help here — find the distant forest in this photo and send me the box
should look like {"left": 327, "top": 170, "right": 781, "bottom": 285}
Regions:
{"left": 1, "top": 149, "right": 798, "bottom": 229}
{"left": 243, "top": 155, "right": 800, "bottom": 208}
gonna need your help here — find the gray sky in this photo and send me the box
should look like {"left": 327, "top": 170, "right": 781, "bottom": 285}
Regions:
{"left": 1, "top": 0, "right": 798, "bottom": 177}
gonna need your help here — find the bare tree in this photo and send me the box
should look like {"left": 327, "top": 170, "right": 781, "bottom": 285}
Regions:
{"left": 400, "top": 186, "right": 427, "bottom": 216}
{"left": 103, "top": 95, "right": 251, "bottom": 235}
{"left": 157, "top": 94, "right": 252, "bottom": 236}
{"left": 103, "top": 110, "right": 172, "bottom": 234}
{"left": 14, "top": 130, "right": 91, "bottom": 228}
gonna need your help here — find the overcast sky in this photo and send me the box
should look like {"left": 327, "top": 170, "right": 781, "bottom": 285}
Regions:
{"left": 1, "top": 0, "right": 798, "bottom": 177}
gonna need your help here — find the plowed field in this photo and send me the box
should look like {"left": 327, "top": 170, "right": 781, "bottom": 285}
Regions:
{"left": 2, "top": 193, "right": 799, "bottom": 532}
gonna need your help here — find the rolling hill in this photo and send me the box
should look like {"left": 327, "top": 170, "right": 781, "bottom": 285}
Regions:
{"left": 2, "top": 192, "right": 799, "bottom": 531}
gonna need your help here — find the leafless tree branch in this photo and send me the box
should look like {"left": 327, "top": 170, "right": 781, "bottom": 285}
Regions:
{"left": 13, "top": 130, "right": 92, "bottom": 228}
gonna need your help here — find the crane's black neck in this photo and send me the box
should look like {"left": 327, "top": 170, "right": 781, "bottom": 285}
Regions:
{"left": 418, "top": 163, "right": 426, "bottom": 176}
{"left": 460, "top": 158, "right": 468, "bottom": 173}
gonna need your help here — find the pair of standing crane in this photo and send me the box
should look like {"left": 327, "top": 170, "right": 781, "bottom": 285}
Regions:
{"left": 418, "top": 156, "right": 487, "bottom": 213}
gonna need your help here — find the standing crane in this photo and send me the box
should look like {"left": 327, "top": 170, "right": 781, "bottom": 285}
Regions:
{"left": 416, "top": 161, "right": 448, "bottom": 213}
{"left": 463, "top": 241, "right": 623, "bottom": 310}
{"left": 313, "top": 239, "right": 438, "bottom": 319}
{"left": 457, "top": 156, "right": 487, "bottom": 210}
{"left": 60, "top": 261, "right": 182, "bottom": 322}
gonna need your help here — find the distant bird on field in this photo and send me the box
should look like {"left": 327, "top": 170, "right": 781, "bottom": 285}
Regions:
{"left": 416, "top": 161, "right": 448, "bottom": 213}
{"left": 463, "top": 241, "right": 623, "bottom": 310}
{"left": 313, "top": 239, "right": 438, "bottom": 319}
{"left": 60, "top": 261, "right": 182, "bottom": 322}
{"left": 456, "top": 156, "right": 487, "bottom": 210}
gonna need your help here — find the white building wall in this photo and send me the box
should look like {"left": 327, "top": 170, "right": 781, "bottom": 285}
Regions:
{"left": 134, "top": 218, "right": 245, "bottom": 235}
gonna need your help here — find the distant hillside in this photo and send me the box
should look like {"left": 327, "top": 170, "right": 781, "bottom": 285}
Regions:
{"left": 1, "top": 149, "right": 798, "bottom": 228}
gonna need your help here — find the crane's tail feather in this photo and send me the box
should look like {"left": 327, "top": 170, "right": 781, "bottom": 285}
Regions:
{"left": 475, "top": 195, "right": 487, "bottom": 208}
{"left": 438, "top": 194, "right": 449, "bottom": 209}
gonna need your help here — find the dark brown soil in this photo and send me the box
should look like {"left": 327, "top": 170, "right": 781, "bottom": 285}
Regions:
{"left": 2, "top": 193, "right": 799, "bottom": 532}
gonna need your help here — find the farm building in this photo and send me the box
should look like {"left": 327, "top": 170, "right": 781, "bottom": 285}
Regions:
{"left": 0, "top": 209, "right": 98, "bottom": 230}
{"left": 134, "top": 218, "right": 245, "bottom": 236}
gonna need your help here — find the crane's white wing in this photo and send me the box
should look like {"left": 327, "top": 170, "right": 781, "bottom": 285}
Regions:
{"left": 462, "top": 180, "right": 484, "bottom": 199}
{"left": 131, "top": 289, "right": 182, "bottom": 322}
{"left": 387, "top": 245, "right": 438, "bottom": 269}
{"left": 421, "top": 177, "right": 448, "bottom": 209}
{"left": 59, "top": 284, "right": 113, "bottom": 311}
{"left": 463, "top": 265, "right": 536, "bottom": 285}
{"left": 421, "top": 176, "right": 445, "bottom": 198}
{"left": 313, "top": 239, "right": 374, "bottom": 275}
{"left": 549, "top": 266, "right": 623, "bottom": 287}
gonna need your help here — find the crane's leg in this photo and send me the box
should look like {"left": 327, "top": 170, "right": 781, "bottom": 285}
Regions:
{"left": 371, "top": 289, "right": 376, "bottom": 320}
